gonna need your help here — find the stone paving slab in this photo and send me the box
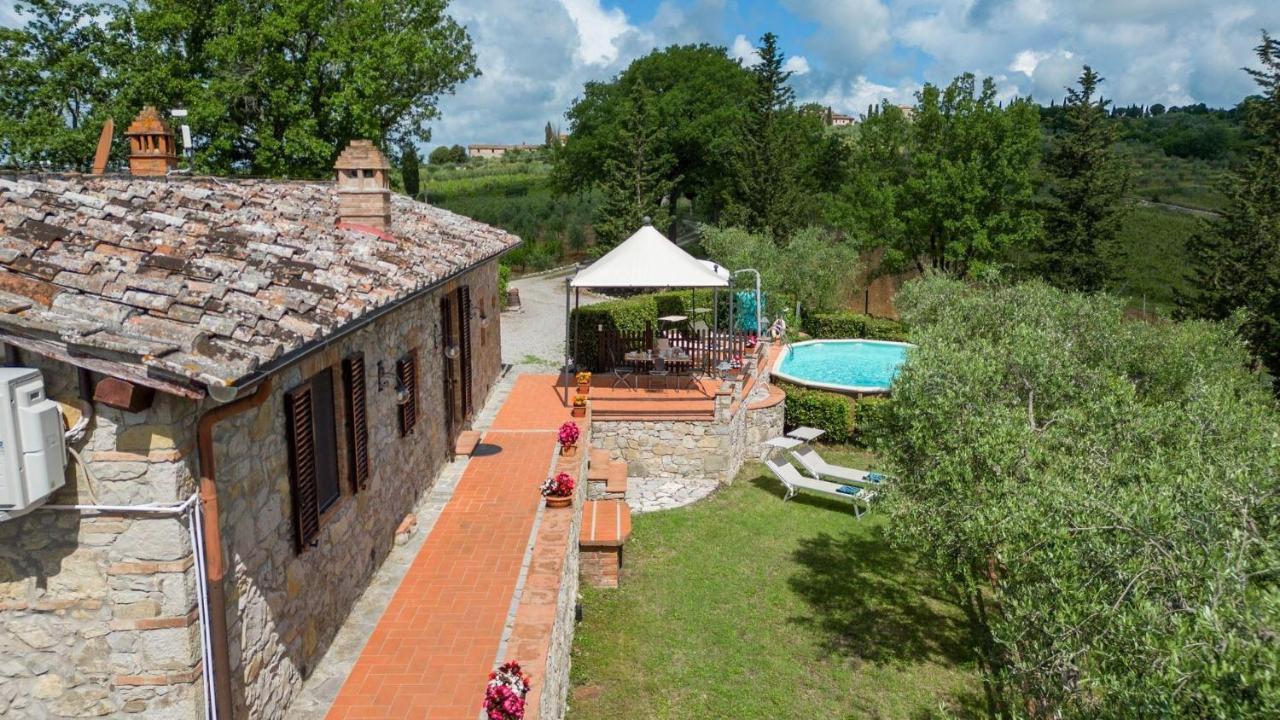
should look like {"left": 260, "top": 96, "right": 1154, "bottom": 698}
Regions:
{"left": 626, "top": 476, "right": 721, "bottom": 514}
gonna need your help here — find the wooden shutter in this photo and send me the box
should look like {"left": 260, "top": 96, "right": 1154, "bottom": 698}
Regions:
{"left": 343, "top": 353, "right": 370, "bottom": 491}
{"left": 285, "top": 384, "right": 321, "bottom": 552}
{"left": 458, "top": 286, "right": 473, "bottom": 419}
{"left": 397, "top": 352, "right": 418, "bottom": 436}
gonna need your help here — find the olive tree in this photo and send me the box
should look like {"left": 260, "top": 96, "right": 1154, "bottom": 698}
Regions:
{"left": 877, "top": 276, "right": 1280, "bottom": 718}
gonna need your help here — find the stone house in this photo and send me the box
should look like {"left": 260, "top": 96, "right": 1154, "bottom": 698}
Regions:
{"left": 0, "top": 111, "right": 518, "bottom": 719}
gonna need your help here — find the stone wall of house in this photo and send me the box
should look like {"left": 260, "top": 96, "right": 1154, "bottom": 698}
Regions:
{"left": 0, "top": 257, "right": 504, "bottom": 720}
{"left": 0, "top": 352, "right": 205, "bottom": 719}
{"left": 210, "top": 259, "right": 503, "bottom": 719}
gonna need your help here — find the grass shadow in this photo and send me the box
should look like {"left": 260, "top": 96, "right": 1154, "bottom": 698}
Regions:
{"left": 745, "top": 474, "right": 975, "bottom": 671}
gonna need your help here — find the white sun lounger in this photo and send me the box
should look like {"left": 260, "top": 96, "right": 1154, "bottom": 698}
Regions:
{"left": 763, "top": 455, "right": 874, "bottom": 519}
{"left": 791, "top": 446, "right": 888, "bottom": 487}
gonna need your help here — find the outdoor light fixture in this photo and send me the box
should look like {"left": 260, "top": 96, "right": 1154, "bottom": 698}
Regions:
{"left": 394, "top": 379, "right": 411, "bottom": 406}
{"left": 376, "top": 360, "right": 392, "bottom": 391}
{"left": 445, "top": 344, "right": 460, "bottom": 360}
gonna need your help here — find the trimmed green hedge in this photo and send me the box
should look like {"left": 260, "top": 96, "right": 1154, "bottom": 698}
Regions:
{"left": 854, "top": 396, "right": 891, "bottom": 449}
{"left": 804, "top": 312, "right": 909, "bottom": 342}
{"left": 778, "top": 383, "right": 894, "bottom": 446}
{"left": 779, "top": 382, "right": 855, "bottom": 443}
{"left": 570, "top": 290, "right": 710, "bottom": 370}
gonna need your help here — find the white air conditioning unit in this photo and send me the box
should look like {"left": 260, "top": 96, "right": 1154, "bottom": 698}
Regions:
{"left": 0, "top": 368, "right": 67, "bottom": 521}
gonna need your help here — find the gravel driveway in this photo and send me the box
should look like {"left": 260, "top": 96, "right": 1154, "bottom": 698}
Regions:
{"left": 501, "top": 268, "right": 607, "bottom": 371}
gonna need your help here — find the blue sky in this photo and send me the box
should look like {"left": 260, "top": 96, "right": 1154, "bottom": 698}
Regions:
{"left": 431, "top": 0, "right": 1280, "bottom": 147}
{"left": 5, "top": 1, "right": 1279, "bottom": 148}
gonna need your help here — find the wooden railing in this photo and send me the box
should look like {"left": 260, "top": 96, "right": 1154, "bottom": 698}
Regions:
{"left": 595, "top": 322, "right": 751, "bottom": 375}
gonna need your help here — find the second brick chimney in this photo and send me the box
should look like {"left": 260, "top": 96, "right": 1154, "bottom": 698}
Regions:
{"left": 334, "top": 140, "right": 392, "bottom": 231}
{"left": 125, "top": 106, "right": 177, "bottom": 176}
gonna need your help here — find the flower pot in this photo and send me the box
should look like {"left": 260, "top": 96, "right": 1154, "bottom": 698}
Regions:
{"left": 560, "top": 444, "right": 577, "bottom": 457}
{"left": 571, "top": 406, "right": 586, "bottom": 418}
{"left": 577, "top": 383, "right": 590, "bottom": 395}
{"left": 544, "top": 495, "right": 572, "bottom": 508}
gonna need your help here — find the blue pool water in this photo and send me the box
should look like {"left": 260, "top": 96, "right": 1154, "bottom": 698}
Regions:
{"left": 775, "top": 340, "right": 910, "bottom": 392}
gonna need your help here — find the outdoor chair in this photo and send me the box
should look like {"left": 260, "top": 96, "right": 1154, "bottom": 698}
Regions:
{"left": 791, "top": 446, "right": 889, "bottom": 487}
{"left": 763, "top": 455, "right": 874, "bottom": 519}
{"left": 648, "top": 355, "right": 669, "bottom": 390}
{"left": 608, "top": 347, "right": 636, "bottom": 390}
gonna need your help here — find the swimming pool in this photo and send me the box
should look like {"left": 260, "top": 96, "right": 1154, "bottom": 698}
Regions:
{"left": 772, "top": 339, "right": 912, "bottom": 394}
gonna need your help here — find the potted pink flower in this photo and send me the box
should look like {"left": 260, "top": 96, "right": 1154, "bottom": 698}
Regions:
{"left": 483, "top": 660, "right": 530, "bottom": 720}
{"left": 558, "top": 421, "right": 580, "bottom": 457}
{"left": 540, "top": 472, "right": 575, "bottom": 508}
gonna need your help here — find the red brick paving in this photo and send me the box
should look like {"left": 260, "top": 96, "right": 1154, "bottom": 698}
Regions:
{"left": 324, "top": 427, "right": 556, "bottom": 720}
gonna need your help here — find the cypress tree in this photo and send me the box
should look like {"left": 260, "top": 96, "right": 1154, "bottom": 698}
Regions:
{"left": 401, "top": 144, "right": 421, "bottom": 198}
{"left": 1183, "top": 32, "right": 1280, "bottom": 389}
{"left": 1038, "top": 66, "right": 1130, "bottom": 291}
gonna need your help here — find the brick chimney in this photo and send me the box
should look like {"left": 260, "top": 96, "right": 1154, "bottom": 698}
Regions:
{"left": 334, "top": 140, "right": 392, "bottom": 231}
{"left": 125, "top": 106, "right": 177, "bottom": 176}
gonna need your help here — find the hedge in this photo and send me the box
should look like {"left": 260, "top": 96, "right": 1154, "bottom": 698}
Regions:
{"left": 778, "top": 382, "right": 855, "bottom": 443}
{"left": 570, "top": 290, "right": 710, "bottom": 370}
{"left": 778, "top": 383, "right": 895, "bottom": 446}
{"left": 854, "top": 396, "right": 891, "bottom": 449}
{"left": 804, "top": 311, "right": 909, "bottom": 342}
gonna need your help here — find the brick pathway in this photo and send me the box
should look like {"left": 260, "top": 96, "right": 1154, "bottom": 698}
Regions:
{"left": 325, "top": 416, "right": 557, "bottom": 719}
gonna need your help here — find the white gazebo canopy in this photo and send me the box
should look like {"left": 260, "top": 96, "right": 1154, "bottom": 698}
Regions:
{"left": 570, "top": 224, "right": 729, "bottom": 289}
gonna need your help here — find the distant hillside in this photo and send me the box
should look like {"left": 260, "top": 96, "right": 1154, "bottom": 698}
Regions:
{"left": 421, "top": 155, "right": 600, "bottom": 272}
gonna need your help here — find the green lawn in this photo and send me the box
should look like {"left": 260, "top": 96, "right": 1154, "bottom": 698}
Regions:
{"left": 567, "top": 450, "right": 987, "bottom": 720}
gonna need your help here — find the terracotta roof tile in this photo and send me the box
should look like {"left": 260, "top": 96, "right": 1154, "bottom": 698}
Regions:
{"left": 0, "top": 173, "right": 519, "bottom": 393}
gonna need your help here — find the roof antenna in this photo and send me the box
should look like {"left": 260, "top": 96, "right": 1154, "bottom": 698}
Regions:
{"left": 170, "top": 108, "right": 193, "bottom": 164}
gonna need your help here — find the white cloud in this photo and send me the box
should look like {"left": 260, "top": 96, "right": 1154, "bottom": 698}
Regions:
{"left": 783, "top": 0, "right": 892, "bottom": 68}
{"left": 731, "top": 34, "right": 758, "bottom": 65}
{"left": 813, "top": 75, "right": 921, "bottom": 116}
{"left": 559, "top": 0, "right": 632, "bottom": 65}
{"left": 784, "top": 55, "right": 811, "bottom": 76}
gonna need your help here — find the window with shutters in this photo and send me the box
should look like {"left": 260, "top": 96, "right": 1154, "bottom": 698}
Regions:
{"left": 285, "top": 369, "right": 341, "bottom": 553}
{"left": 342, "top": 353, "right": 370, "bottom": 491}
{"left": 397, "top": 351, "right": 418, "bottom": 437}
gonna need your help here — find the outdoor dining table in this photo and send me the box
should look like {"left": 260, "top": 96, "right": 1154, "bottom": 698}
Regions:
{"left": 624, "top": 350, "right": 694, "bottom": 389}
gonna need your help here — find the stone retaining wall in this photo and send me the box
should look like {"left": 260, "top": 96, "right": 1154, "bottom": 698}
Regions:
{"left": 589, "top": 353, "right": 785, "bottom": 485}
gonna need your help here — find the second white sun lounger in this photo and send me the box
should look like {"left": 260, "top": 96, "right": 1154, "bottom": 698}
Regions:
{"left": 791, "top": 445, "right": 889, "bottom": 487}
{"left": 764, "top": 456, "right": 874, "bottom": 519}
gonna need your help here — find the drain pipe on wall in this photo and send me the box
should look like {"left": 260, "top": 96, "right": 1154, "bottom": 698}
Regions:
{"left": 197, "top": 378, "right": 274, "bottom": 720}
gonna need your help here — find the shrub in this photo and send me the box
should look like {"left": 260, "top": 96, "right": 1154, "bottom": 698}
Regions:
{"left": 498, "top": 263, "right": 511, "bottom": 308}
{"left": 779, "top": 382, "right": 854, "bottom": 443}
{"left": 853, "top": 396, "right": 891, "bottom": 449}
{"left": 805, "top": 311, "right": 908, "bottom": 341}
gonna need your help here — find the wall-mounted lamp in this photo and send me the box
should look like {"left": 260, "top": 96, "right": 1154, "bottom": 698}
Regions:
{"left": 394, "top": 380, "right": 411, "bottom": 406}
{"left": 474, "top": 304, "right": 490, "bottom": 328}
{"left": 432, "top": 321, "right": 441, "bottom": 349}
{"left": 445, "top": 345, "right": 460, "bottom": 360}
{"left": 377, "top": 360, "right": 392, "bottom": 392}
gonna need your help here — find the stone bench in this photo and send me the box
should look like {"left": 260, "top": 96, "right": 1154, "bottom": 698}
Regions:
{"left": 580, "top": 500, "right": 631, "bottom": 588}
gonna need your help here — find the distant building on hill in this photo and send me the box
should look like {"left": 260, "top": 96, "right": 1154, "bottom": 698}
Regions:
{"left": 466, "top": 143, "right": 540, "bottom": 159}
{"left": 823, "top": 107, "right": 857, "bottom": 127}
